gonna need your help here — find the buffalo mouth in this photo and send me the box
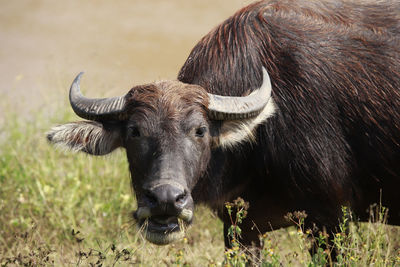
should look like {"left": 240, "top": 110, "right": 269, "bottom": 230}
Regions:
{"left": 134, "top": 208, "right": 193, "bottom": 245}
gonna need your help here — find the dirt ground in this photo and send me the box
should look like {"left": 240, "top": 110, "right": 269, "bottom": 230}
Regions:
{"left": 0, "top": 0, "right": 252, "bottom": 116}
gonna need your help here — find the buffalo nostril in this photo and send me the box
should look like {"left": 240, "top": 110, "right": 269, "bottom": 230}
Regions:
{"left": 143, "top": 184, "right": 190, "bottom": 215}
{"left": 175, "top": 191, "right": 188, "bottom": 205}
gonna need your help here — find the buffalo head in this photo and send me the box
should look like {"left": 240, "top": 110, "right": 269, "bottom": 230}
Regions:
{"left": 47, "top": 68, "right": 274, "bottom": 244}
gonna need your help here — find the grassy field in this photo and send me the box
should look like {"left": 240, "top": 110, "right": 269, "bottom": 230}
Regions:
{"left": 0, "top": 106, "right": 226, "bottom": 266}
{"left": 1, "top": 99, "right": 400, "bottom": 266}
{"left": 2, "top": 1, "right": 398, "bottom": 266}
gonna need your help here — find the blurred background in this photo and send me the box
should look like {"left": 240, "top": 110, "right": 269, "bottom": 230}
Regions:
{"left": 0, "top": 0, "right": 250, "bottom": 116}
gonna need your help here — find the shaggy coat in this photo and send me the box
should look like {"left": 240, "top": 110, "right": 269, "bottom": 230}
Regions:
{"left": 47, "top": 0, "right": 400, "bottom": 250}
{"left": 178, "top": 0, "right": 400, "bottom": 244}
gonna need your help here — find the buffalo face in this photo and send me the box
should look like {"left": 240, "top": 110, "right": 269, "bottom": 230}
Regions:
{"left": 47, "top": 69, "right": 273, "bottom": 244}
{"left": 123, "top": 82, "right": 212, "bottom": 244}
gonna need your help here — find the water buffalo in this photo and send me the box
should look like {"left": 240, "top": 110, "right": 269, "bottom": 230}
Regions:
{"left": 47, "top": 0, "right": 400, "bottom": 250}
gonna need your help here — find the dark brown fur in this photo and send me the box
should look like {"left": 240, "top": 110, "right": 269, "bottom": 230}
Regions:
{"left": 178, "top": 0, "right": 400, "bottom": 247}
{"left": 125, "top": 82, "right": 209, "bottom": 124}
{"left": 48, "top": 0, "right": 400, "bottom": 255}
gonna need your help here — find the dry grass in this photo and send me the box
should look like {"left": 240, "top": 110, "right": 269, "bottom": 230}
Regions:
{"left": 0, "top": 96, "right": 399, "bottom": 266}
{"left": 0, "top": 108, "right": 225, "bottom": 266}
{"left": 2, "top": 1, "right": 397, "bottom": 265}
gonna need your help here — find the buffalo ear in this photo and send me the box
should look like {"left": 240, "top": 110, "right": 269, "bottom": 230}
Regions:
{"left": 210, "top": 119, "right": 259, "bottom": 149}
{"left": 46, "top": 121, "right": 122, "bottom": 155}
{"left": 210, "top": 98, "right": 276, "bottom": 148}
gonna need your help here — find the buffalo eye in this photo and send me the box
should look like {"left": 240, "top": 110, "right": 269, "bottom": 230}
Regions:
{"left": 128, "top": 126, "right": 141, "bottom": 138}
{"left": 195, "top": 126, "right": 207, "bottom": 138}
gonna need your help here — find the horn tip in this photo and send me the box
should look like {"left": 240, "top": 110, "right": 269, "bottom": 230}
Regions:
{"left": 261, "top": 67, "right": 270, "bottom": 82}
{"left": 76, "top": 71, "right": 85, "bottom": 79}
{"left": 71, "top": 72, "right": 85, "bottom": 86}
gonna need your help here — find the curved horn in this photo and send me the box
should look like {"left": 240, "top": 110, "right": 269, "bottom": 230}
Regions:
{"left": 208, "top": 67, "right": 272, "bottom": 120}
{"left": 69, "top": 72, "right": 127, "bottom": 121}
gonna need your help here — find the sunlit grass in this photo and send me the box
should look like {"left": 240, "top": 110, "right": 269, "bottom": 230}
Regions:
{"left": 1, "top": 104, "right": 399, "bottom": 266}
{"left": 0, "top": 109, "right": 223, "bottom": 265}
